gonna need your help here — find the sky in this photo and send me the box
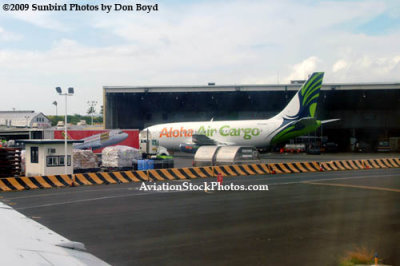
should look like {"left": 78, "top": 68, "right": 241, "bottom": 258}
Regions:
{"left": 0, "top": 0, "right": 399, "bottom": 115}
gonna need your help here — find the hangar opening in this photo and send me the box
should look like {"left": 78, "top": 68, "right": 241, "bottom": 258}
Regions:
{"left": 104, "top": 82, "right": 400, "bottom": 151}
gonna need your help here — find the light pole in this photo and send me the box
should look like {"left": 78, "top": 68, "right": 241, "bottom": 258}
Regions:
{"left": 87, "top": 100, "right": 97, "bottom": 126}
{"left": 56, "top": 87, "right": 74, "bottom": 174}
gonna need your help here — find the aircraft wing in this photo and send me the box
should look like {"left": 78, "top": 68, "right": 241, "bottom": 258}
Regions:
{"left": 192, "top": 134, "right": 234, "bottom": 146}
{"left": 0, "top": 201, "right": 109, "bottom": 266}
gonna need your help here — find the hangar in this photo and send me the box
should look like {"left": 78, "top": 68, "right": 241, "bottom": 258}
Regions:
{"left": 103, "top": 81, "right": 400, "bottom": 151}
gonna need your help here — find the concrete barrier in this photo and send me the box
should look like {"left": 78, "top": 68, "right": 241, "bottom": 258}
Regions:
{"left": 1, "top": 158, "right": 399, "bottom": 192}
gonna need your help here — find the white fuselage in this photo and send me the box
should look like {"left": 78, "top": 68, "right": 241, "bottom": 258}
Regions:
{"left": 142, "top": 117, "right": 283, "bottom": 150}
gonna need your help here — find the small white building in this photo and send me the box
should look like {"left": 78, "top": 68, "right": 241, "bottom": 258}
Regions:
{"left": 0, "top": 111, "right": 51, "bottom": 128}
{"left": 21, "top": 139, "right": 83, "bottom": 177}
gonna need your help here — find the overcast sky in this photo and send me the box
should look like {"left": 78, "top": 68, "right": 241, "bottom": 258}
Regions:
{"left": 1, "top": 0, "right": 399, "bottom": 115}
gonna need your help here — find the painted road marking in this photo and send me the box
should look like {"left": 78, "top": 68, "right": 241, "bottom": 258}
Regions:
{"left": 305, "top": 182, "right": 400, "bottom": 193}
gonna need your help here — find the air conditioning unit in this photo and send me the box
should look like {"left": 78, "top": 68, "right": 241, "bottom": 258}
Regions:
{"left": 48, "top": 148, "right": 56, "bottom": 154}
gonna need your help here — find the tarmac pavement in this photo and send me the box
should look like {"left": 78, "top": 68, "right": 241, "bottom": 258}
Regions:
{"left": 1, "top": 168, "right": 400, "bottom": 265}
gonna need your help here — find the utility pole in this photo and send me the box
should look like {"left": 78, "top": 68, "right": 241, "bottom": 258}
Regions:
{"left": 87, "top": 101, "right": 98, "bottom": 126}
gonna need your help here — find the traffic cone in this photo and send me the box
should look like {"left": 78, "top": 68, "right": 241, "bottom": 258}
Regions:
{"left": 217, "top": 172, "right": 223, "bottom": 184}
{"left": 374, "top": 252, "right": 379, "bottom": 266}
{"left": 70, "top": 174, "right": 76, "bottom": 187}
{"left": 363, "top": 160, "right": 370, "bottom": 169}
{"left": 269, "top": 165, "right": 276, "bottom": 174}
{"left": 319, "top": 164, "right": 324, "bottom": 172}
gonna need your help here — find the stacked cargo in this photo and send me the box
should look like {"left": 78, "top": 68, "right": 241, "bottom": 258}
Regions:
{"left": 0, "top": 148, "right": 22, "bottom": 178}
{"left": 73, "top": 149, "right": 100, "bottom": 173}
{"left": 102, "top": 145, "right": 141, "bottom": 170}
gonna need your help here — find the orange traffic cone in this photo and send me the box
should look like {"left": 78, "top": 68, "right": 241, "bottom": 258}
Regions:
{"left": 217, "top": 172, "right": 223, "bottom": 184}
{"left": 70, "top": 174, "right": 76, "bottom": 187}
{"left": 269, "top": 165, "right": 276, "bottom": 174}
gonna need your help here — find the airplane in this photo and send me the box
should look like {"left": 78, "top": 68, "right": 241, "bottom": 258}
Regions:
{"left": 141, "top": 72, "right": 339, "bottom": 153}
{"left": 73, "top": 130, "right": 129, "bottom": 150}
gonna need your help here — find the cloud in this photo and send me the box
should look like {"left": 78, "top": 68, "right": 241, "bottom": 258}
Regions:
{"left": 0, "top": 27, "right": 22, "bottom": 41}
{"left": 286, "top": 56, "right": 321, "bottom": 81}
{"left": 1, "top": 0, "right": 400, "bottom": 115}
{"left": 329, "top": 55, "right": 400, "bottom": 82}
{"left": 332, "top": 59, "right": 349, "bottom": 73}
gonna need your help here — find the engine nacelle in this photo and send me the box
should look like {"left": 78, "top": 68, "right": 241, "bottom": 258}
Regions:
{"left": 179, "top": 143, "right": 199, "bottom": 153}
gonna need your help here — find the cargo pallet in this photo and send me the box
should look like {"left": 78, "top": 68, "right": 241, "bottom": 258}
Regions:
{"left": 0, "top": 148, "right": 21, "bottom": 178}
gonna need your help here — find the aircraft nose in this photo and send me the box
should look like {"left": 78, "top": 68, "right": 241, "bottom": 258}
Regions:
{"left": 120, "top": 133, "right": 128, "bottom": 140}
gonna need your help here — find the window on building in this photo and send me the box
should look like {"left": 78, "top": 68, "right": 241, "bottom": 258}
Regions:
{"left": 47, "top": 155, "right": 71, "bottom": 167}
{"left": 31, "top": 147, "right": 39, "bottom": 163}
{"left": 58, "top": 156, "right": 71, "bottom": 166}
{"left": 59, "top": 156, "right": 64, "bottom": 166}
{"left": 46, "top": 156, "right": 59, "bottom": 167}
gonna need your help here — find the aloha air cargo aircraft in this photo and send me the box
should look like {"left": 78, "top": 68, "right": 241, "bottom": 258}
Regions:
{"left": 141, "top": 72, "right": 339, "bottom": 152}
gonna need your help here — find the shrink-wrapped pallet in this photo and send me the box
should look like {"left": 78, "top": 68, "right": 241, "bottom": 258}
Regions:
{"left": 21, "top": 150, "right": 25, "bottom": 174}
{"left": 73, "top": 149, "right": 99, "bottom": 169}
{"left": 102, "top": 145, "right": 141, "bottom": 168}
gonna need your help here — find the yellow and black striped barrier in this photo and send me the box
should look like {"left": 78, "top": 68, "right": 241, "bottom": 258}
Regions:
{"left": 1, "top": 158, "right": 400, "bottom": 192}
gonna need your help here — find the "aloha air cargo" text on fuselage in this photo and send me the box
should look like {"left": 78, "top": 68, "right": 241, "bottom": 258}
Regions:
{"left": 159, "top": 125, "right": 261, "bottom": 140}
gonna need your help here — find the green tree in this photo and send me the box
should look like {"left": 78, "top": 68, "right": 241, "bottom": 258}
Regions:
{"left": 87, "top": 106, "right": 96, "bottom": 115}
{"left": 47, "top": 114, "right": 102, "bottom": 126}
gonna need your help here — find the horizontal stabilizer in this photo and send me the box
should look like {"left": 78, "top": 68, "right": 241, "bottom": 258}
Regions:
{"left": 292, "top": 117, "right": 318, "bottom": 129}
{"left": 321, "top": 118, "right": 340, "bottom": 124}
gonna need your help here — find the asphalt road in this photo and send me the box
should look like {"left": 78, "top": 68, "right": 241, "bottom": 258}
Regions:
{"left": 1, "top": 168, "right": 400, "bottom": 265}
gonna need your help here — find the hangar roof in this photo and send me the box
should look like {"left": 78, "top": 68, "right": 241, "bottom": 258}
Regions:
{"left": 104, "top": 82, "right": 400, "bottom": 94}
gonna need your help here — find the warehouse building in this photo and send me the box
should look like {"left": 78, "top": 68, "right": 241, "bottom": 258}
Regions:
{"left": 0, "top": 111, "right": 52, "bottom": 140}
{"left": 0, "top": 110, "right": 51, "bottom": 129}
{"left": 103, "top": 82, "right": 400, "bottom": 151}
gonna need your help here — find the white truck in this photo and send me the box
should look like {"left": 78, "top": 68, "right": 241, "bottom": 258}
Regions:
{"left": 139, "top": 130, "right": 169, "bottom": 158}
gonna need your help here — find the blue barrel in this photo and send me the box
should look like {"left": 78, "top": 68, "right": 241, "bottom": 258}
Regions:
{"left": 147, "top": 159, "right": 154, "bottom": 170}
{"left": 138, "top": 160, "right": 147, "bottom": 170}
